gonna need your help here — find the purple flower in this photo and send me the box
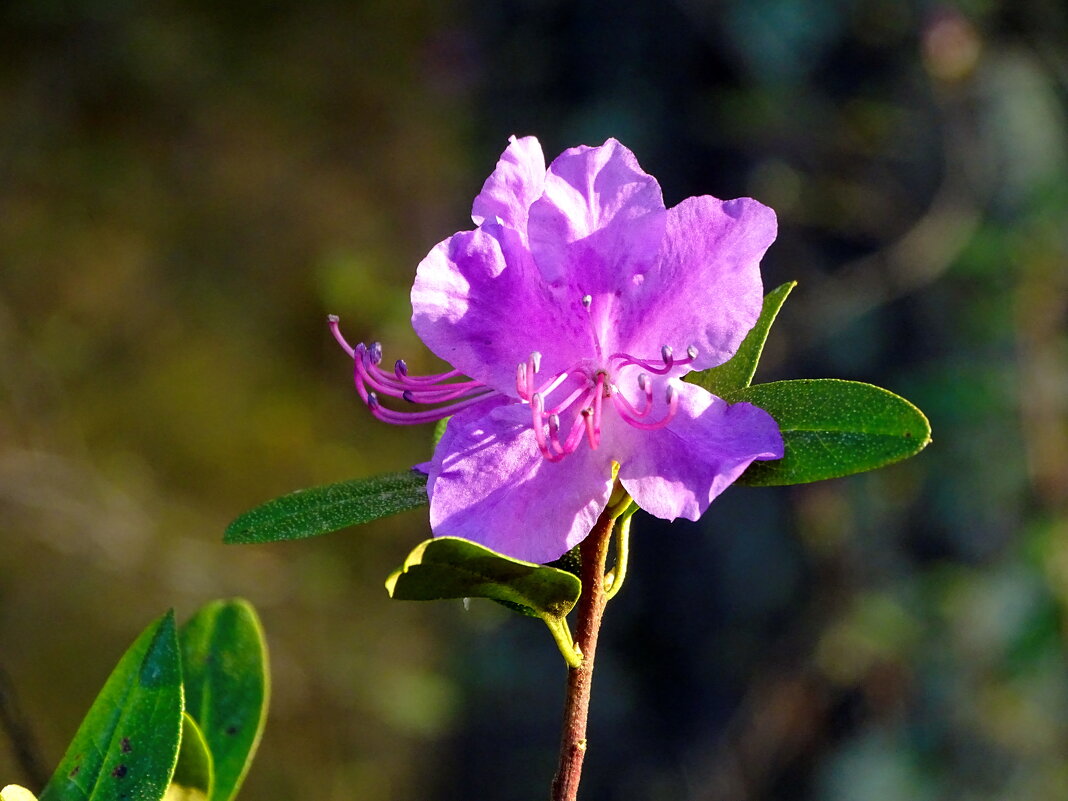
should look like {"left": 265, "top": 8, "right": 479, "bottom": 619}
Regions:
{"left": 331, "top": 137, "right": 784, "bottom": 563}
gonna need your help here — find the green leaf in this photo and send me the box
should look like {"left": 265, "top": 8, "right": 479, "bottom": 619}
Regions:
{"left": 225, "top": 470, "right": 428, "bottom": 544}
{"left": 386, "top": 537, "right": 581, "bottom": 620}
{"left": 431, "top": 416, "right": 450, "bottom": 448}
{"left": 39, "top": 612, "right": 183, "bottom": 801}
{"left": 165, "top": 714, "right": 213, "bottom": 801}
{"left": 726, "top": 379, "right": 932, "bottom": 486}
{"left": 1, "top": 786, "right": 38, "bottom": 801}
{"left": 387, "top": 537, "right": 584, "bottom": 665}
{"left": 179, "top": 600, "right": 269, "bottom": 801}
{"left": 686, "top": 281, "right": 796, "bottom": 395}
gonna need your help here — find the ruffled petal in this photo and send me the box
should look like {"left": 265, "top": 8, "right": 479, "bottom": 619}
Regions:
{"left": 526, "top": 139, "right": 668, "bottom": 358}
{"left": 427, "top": 403, "right": 616, "bottom": 563}
{"left": 616, "top": 381, "right": 783, "bottom": 521}
{"left": 613, "top": 195, "right": 776, "bottom": 372}
{"left": 471, "top": 135, "right": 546, "bottom": 232}
{"left": 527, "top": 139, "right": 665, "bottom": 284}
{"left": 411, "top": 225, "right": 596, "bottom": 394}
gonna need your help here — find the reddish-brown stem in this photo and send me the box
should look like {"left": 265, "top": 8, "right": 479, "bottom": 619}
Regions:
{"left": 549, "top": 507, "right": 616, "bottom": 801}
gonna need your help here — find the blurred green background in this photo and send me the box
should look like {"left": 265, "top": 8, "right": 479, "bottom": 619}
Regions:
{"left": 1, "top": 1, "right": 1066, "bottom": 799}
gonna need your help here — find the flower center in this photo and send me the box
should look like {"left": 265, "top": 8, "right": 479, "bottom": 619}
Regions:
{"left": 516, "top": 345, "right": 697, "bottom": 463}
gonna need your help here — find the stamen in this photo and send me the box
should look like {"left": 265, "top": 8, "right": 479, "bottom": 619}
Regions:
{"left": 560, "top": 402, "right": 591, "bottom": 454}
{"left": 582, "top": 294, "right": 592, "bottom": 309}
{"left": 342, "top": 336, "right": 499, "bottom": 425}
{"left": 530, "top": 393, "right": 556, "bottom": 461}
{"left": 357, "top": 354, "right": 482, "bottom": 401}
{"left": 612, "top": 381, "right": 680, "bottom": 431}
{"left": 608, "top": 343, "right": 699, "bottom": 375}
{"left": 328, "top": 315, "right": 356, "bottom": 358}
{"left": 517, "top": 353, "right": 576, "bottom": 403}
{"left": 535, "top": 368, "right": 573, "bottom": 399}
{"left": 545, "top": 384, "right": 589, "bottom": 416}
{"left": 590, "top": 373, "right": 606, "bottom": 447}
{"left": 582, "top": 408, "right": 597, "bottom": 449}
{"left": 614, "top": 372, "right": 654, "bottom": 418}
{"left": 547, "top": 414, "right": 564, "bottom": 454}
{"left": 524, "top": 353, "right": 540, "bottom": 398}
{"left": 366, "top": 392, "right": 496, "bottom": 425}
{"left": 516, "top": 362, "right": 528, "bottom": 399}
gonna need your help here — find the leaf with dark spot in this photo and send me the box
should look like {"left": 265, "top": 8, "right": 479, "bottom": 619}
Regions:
{"left": 180, "top": 599, "right": 269, "bottom": 801}
{"left": 39, "top": 612, "right": 183, "bottom": 801}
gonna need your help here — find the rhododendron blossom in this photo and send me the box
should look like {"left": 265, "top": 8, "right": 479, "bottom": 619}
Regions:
{"left": 330, "top": 136, "right": 783, "bottom": 563}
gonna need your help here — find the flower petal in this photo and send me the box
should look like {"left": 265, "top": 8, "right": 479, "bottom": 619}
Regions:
{"left": 412, "top": 225, "right": 595, "bottom": 394}
{"left": 617, "top": 381, "right": 783, "bottom": 521}
{"left": 427, "top": 404, "right": 615, "bottom": 563}
{"left": 527, "top": 139, "right": 665, "bottom": 286}
{"left": 471, "top": 135, "right": 546, "bottom": 231}
{"left": 614, "top": 195, "right": 776, "bottom": 371}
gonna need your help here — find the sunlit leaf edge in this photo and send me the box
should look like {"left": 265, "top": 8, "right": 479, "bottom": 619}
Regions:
{"left": 386, "top": 536, "right": 582, "bottom": 621}
{"left": 168, "top": 713, "right": 214, "bottom": 801}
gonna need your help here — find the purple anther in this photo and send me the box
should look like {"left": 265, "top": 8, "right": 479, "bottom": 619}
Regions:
{"left": 402, "top": 390, "right": 416, "bottom": 403}
{"left": 687, "top": 345, "right": 699, "bottom": 360}
{"left": 394, "top": 359, "right": 408, "bottom": 378}
{"left": 369, "top": 342, "right": 384, "bottom": 365}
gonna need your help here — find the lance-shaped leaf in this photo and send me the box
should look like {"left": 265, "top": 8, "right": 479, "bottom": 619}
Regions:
{"left": 39, "top": 612, "right": 183, "bottom": 801}
{"left": 179, "top": 600, "right": 268, "bottom": 801}
{"left": 687, "top": 281, "right": 796, "bottom": 396}
{"left": 164, "top": 714, "right": 213, "bottom": 801}
{"left": 387, "top": 537, "right": 583, "bottom": 666}
{"left": 225, "top": 470, "right": 428, "bottom": 544}
{"left": 726, "top": 379, "right": 931, "bottom": 486}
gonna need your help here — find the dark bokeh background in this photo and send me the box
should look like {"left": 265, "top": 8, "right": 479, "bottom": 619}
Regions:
{"left": 2, "top": 1, "right": 1067, "bottom": 799}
